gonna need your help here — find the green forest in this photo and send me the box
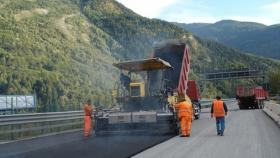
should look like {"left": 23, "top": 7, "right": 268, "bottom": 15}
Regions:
{"left": 176, "top": 20, "right": 280, "bottom": 59}
{"left": 0, "top": 0, "right": 280, "bottom": 112}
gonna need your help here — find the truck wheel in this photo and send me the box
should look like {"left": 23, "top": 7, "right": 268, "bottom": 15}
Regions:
{"left": 259, "top": 102, "right": 261, "bottom": 109}
{"left": 174, "top": 127, "right": 180, "bottom": 135}
{"left": 255, "top": 103, "right": 259, "bottom": 109}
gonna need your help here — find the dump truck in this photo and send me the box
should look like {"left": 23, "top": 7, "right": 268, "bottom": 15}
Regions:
{"left": 187, "top": 80, "right": 201, "bottom": 119}
{"left": 94, "top": 41, "right": 200, "bottom": 135}
{"left": 152, "top": 43, "right": 201, "bottom": 119}
{"left": 236, "top": 86, "right": 268, "bottom": 109}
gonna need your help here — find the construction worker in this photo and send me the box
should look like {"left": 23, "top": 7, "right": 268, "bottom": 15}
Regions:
{"left": 84, "top": 99, "right": 93, "bottom": 137}
{"left": 176, "top": 97, "right": 193, "bottom": 137}
{"left": 211, "top": 96, "right": 228, "bottom": 136}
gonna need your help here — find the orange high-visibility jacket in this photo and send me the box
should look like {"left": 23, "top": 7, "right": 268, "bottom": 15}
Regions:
{"left": 84, "top": 104, "right": 93, "bottom": 116}
{"left": 213, "top": 100, "right": 225, "bottom": 117}
{"left": 177, "top": 101, "right": 193, "bottom": 118}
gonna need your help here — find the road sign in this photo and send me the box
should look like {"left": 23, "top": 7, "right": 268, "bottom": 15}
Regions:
{"left": 0, "top": 95, "right": 36, "bottom": 110}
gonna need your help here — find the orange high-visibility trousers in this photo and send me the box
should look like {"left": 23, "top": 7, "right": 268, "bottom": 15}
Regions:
{"left": 180, "top": 116, "right": 192, "bottom": 136}
{"left": 84, "top": 116, "right": 92, "bottom": 137}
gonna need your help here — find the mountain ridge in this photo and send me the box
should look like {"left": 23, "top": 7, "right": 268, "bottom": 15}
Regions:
{"left": 175, "top": 20, "right": 280, "bottom": 59}
{"left": 0, "top": 0, "right": 279, "bottom": 111}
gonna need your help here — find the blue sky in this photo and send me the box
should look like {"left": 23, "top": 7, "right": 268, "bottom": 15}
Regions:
{"left": 116, "top": 0, "right": 280, "bottom": 25}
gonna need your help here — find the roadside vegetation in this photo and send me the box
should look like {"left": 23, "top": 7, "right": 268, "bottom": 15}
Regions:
{"left": 0, "top": 0, "right": 279, "bottom": 112}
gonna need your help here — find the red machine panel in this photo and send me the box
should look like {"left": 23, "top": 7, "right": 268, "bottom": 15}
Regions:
{"left": 186, "top": 80, "right": 200, "bottom": 101}
{"left": 177, "top": 46, "right": 190, "bottom": 95}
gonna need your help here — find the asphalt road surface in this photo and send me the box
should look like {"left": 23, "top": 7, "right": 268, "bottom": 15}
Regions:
{"left": 0, "top": 131, "right": 173, "bottom": 158}
{"left": 133, "top": 101, "right": 280, "bottom": 158}
{"left": 1, "top": 101, "right": 279, "bottom": 158}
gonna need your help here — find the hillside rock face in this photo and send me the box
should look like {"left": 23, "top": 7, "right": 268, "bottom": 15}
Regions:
{"left": 0, "top": 0, "right": 279, "bottom": 111}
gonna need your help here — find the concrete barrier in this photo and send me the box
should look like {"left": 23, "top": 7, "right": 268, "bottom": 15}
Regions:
{"left": 263, "top": 102, "right": 280, "bottom": 127}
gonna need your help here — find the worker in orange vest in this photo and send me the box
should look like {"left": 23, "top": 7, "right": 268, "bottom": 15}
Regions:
{"left": 84, "top": 99, "right": 93, "bottom": 137}
{"left": 211, "top": 96, "right": 228, "bottom": 136}
{"left": 177, "top": 97, "right": 193, "bottom": 137}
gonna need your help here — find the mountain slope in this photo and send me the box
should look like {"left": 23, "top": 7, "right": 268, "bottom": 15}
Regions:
{"left": 82, "top": 0, "right": 188, "bottom": 59}
{"left": 0, "top": 0, "right": 120, "bottom": 111}
{"left": 0, "top": 0, "right": 279, "bottom": 111}
{"left": 81, "top": 1, "right": 279, "bottom": 71}
{"left": 175, "top": 20, "right": 280, "bottom": 59}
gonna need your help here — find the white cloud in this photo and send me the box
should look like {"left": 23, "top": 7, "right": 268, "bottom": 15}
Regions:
{"left": 116, "top": 0, "right": 178, "bottom": 18}
{"left": 220, "top": 1, "right": 280, "bottom": 25}
{"left": 261, "top": 1, "right": 280, "bottom": 24}
{"left": 116, "top": 0, "right": 280, "bottom": 25}
{"left": 156, "top": 0, "right": 219, "bottom": 23}
{"left": 162, "top": 10, "right": 219, "bottom": 24}
{"left": 262, "top": 1, "right": 280, "bottom": 11}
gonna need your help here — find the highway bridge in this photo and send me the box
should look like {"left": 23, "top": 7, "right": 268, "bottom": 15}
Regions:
{"left": 0, "top": 101, "right": 280, "bottom": 158}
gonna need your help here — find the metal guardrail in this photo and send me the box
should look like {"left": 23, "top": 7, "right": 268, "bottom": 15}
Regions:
{"left": 200, "top": 99, "right": 212, "bottom": 108}
{"left": 0, "top": 111, "right": 84, "bottom": 125}
{"left": 200, "top": 98, "right": 235, "bottom": 108}
{"left": 0, "top": 111, "right": 85, "bottom": 141}
{"left": 0, "top": 100, "right": 219, "bottom": 141}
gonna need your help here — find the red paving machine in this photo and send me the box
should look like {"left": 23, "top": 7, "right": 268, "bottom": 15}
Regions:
{"left": 94, "top": 41, "right": 201, "bottom": 135}
{"left": 236, "top": 86, "right": 268, "bottom": 109}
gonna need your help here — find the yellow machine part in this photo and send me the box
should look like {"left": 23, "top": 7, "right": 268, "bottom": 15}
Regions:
{"left": 130, "top": 82, "right": 145, "bottom": 97}
{"left": 112, "top": 89, "right": 117, "bottom": 98}
{"left": 184, "top": 95, "right": 192, "bottom": 105}
{"left": 168, "top": 93, "right": 192, "bottom": 108}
